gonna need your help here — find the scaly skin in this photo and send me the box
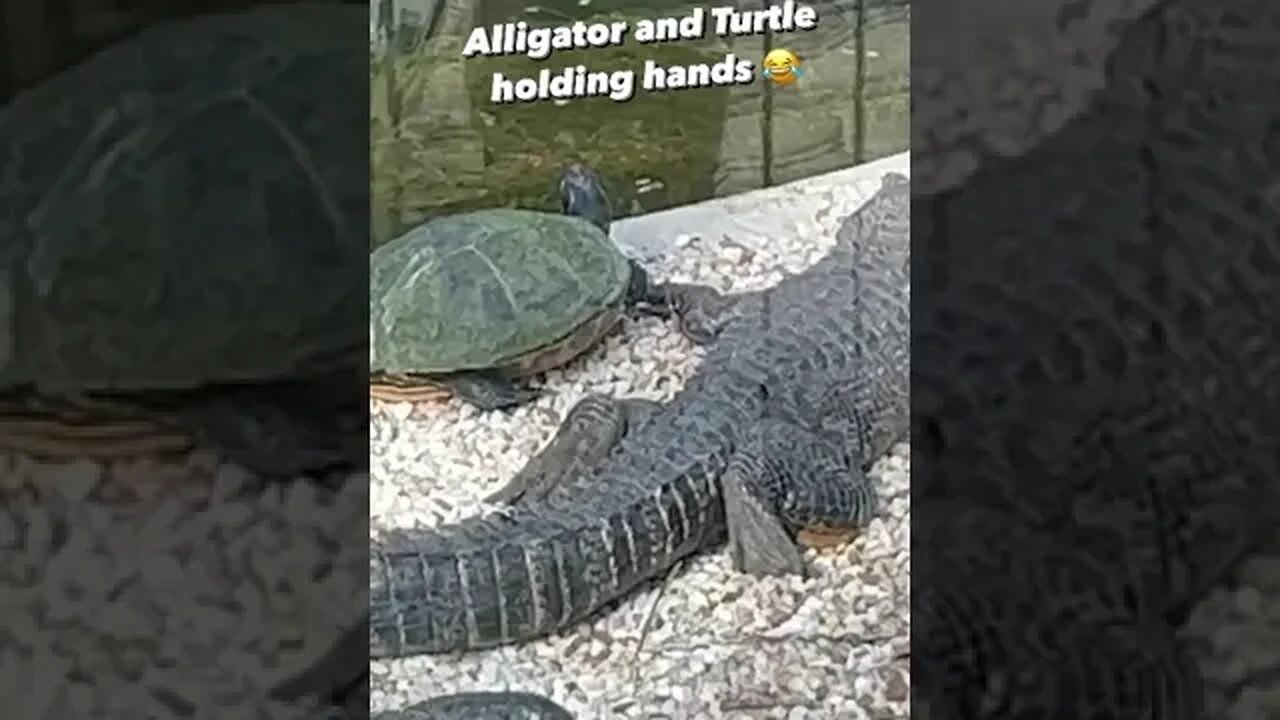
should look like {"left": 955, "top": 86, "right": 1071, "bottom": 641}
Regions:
{"left": 370, "top": 174, "right": 910, "bottom": 657}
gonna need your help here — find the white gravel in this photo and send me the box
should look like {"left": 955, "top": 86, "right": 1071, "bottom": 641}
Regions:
{"left": 1184, "top": 530, "right": 1280, "bottom": 719}
{"left": 370, "top": 174, "right": 912, "bottom": 719}
{"left": 0, "top": 454, "right": 367, "bottom": 719}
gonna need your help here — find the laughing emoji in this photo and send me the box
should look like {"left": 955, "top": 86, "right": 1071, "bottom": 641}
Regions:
{"left": 761, "top": 48, "right": 803, "bottom": 86}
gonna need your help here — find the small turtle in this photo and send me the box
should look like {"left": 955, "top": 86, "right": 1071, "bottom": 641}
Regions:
{"left": 369, "top": 163, "right": 673, "bottom": 409}
{"left": 0, "top": 5, "right": 368, "bottom": 478}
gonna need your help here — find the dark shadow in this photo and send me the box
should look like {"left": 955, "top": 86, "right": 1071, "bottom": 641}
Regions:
{"left": 912, "top": 0, "right": 1280, "bottom": 716}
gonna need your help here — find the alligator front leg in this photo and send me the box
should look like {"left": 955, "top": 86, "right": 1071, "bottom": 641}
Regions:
{"left": 179, "top": 381, "right": 367, "bottom": 479}
{"left": 722, "top": 418, "right": 879, "bottom": 577}
{"left": 622, "top": 260, "right": 734, "bottom": 344}
{"left": 487, "top": 394, "right": 661, "bottom": 505}
{"left": 652, "top": 282, "right": 738, "bottom": 345}
{"left": 618, "top": 256, "right": 737, "bottom": 344}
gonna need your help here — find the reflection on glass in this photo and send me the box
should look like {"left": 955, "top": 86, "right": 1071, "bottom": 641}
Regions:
{"left": 370, "top": 0, "right": 909, "bottom": 248}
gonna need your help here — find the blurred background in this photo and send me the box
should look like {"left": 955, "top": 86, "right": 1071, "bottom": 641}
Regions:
{"left": 0, "top": 0, "right": 369, "bottom": 100}
{"left": 370, "top": 0, "right": 909, "bottom": 248}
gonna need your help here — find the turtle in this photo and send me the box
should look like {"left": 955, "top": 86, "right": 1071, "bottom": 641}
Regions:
{"left": 0, "top": 5, "right": 368, "bottom": 478}
{"left": 368, "top": 163, "right": 676, "bottom": 410}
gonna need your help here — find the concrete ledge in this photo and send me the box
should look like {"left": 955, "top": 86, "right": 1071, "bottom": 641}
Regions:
{"left": 611, "top": 151, "right": 909, "bottom": 259}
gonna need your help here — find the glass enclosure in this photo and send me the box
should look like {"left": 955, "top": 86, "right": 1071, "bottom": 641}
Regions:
{"left": 370, "top": 0, "right": 909, "bottom": 247}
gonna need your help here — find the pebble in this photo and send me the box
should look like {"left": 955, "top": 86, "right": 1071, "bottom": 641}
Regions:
{"left": 0, "top": 457, "right": 367, "bottom": 717}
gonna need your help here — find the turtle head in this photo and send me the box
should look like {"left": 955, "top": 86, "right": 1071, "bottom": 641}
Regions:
{"left": 558, "top": 163, "right": 612, "bottom": 232}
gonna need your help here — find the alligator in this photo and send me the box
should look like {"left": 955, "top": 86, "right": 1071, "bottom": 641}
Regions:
{"left": 369, "top": 172, "right": 909, "bottom": 659}
{"left": 913, "top": 0, "right": 1280, "bottom": 716}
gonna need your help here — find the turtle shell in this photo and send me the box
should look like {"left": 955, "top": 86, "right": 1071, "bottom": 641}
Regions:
{"left": 0, "top": 5, "right": 367, "bottom": 392}
{"left": 369, "top": 208, "right": 633, "bottom": 374}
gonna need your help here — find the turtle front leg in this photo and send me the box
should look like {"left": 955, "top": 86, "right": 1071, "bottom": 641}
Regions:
{"left": 722, "top": 418, "right": 879, "bottom": 577}
{"left": 487, "top": 394, "right": 660, "bottom": 505}
{"left": 440, "top": 371, "right": 540, "bottom": 410}
{"left": 622, "top": 259, "right": 735, "bottom": 344}
{"left": 373, "top": 692, "right": 573, "bottom": 720}
{"left": 178, "top": 382, "right": 368, "bottom": 480}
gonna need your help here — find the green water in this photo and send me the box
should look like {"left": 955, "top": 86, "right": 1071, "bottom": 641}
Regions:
{"left": 371, "top": 0, "right": 908, "bottom": 248}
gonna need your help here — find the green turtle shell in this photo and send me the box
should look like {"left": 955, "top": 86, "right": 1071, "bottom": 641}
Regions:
{"left": 0, "top": 5, "right": 366, "bottom": 392}
{"left": 369, "top": 208, "right": 633, "bottom": 374}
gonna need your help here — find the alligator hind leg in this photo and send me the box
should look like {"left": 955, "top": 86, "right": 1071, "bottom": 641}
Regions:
{"left": 723, "top": 418, "right": 879, "bottom": 577}
{"left": 440, "top": 371, "right": 540, "bottom": 410}
{"left": 487, "top": 394, "right": 661, "bottom": 505}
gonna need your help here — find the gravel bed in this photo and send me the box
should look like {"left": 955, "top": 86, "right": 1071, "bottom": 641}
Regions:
{"left": 369, "top": 175, "right": 912, "bottom": 719}
{"left": 0, "top": 454, "right": 367, "bottom": 719}
{"left": 1184, "top": 531, "right": 1280, "bottom": 719}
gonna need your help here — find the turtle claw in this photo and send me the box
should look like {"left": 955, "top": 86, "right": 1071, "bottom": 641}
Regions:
{"left": 494, "top": 387, "right": 543, "bottom": 412}
{"left": 443, "top": 372, "right": 539, "bottom": 411}
{"left": 180, "top": 385, "right": 368, "bottom": 480}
